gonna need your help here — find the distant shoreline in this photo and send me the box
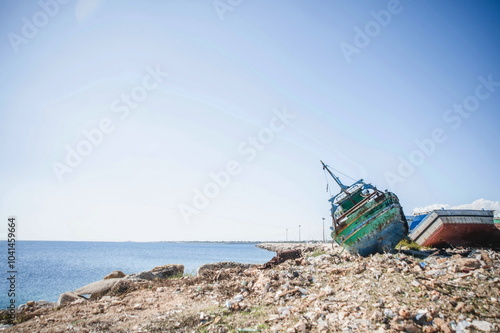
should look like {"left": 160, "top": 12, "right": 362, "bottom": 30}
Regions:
{"left": 0, "top": 240, "right": 329, "bottom": 244}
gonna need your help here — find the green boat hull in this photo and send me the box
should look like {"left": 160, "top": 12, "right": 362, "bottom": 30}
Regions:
{"left": 332, "top": 192, "right": 408, "bottom": 256}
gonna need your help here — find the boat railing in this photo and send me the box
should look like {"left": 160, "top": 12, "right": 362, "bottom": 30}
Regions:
{"left": 334, "top": 191, "right": 379, "bottom": 229}
{"left": 336, "top": 192, "right": 398, "bottom": 231}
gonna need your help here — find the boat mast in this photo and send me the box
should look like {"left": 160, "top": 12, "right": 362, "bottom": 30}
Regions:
{"left": 320, "top": 160, "right": 348, "bottom": 191}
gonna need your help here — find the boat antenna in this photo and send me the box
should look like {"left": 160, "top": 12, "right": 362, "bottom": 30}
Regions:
{"left": 320, "top": 160, "right": 348, "bottom": 191}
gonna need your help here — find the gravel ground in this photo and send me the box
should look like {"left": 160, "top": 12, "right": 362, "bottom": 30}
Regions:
{"left": 1, "top": 243, "right": 499, "bottom": 332}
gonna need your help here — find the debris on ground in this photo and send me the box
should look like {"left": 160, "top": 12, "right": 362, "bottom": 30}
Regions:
{"left": 1, "top": 243, "right": 499, "bottom": 332}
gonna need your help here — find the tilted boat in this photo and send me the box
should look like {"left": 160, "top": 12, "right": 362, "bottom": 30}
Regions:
{"left": 409, "top": 209, "right": 500, "bottom": 248}
{"left": 407, "top": 213, "right": 428, "bottom": 233}
{"left": 321, "top": 161, "right": 408, "bottom": 256}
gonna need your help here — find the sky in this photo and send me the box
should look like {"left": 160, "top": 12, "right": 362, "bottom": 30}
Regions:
{"left": 0, "top": 0, "right": 499, "bottom": 242}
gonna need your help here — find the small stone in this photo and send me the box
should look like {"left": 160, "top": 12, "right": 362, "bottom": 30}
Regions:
{"left": 454, "top": 258, "right": 481, "bottom": 271}
{"left": 317, "top": 318, "right": 328, "bottom": 331}
{"left": 454, "top": 302, "right": 465, "bottom": 312}
{"left": 338, "top": 311, "right": 348, "bottom": 320}
{"left": 199, "top": 312, "right": 208, "bottom": 321}
{"left": 383, "top": 309, "right": 395, "bottom": 318}
{"left": 268, "top": 314, "right": 279, "bottom": 321}
{"left": 455, "top": 320, "right": 471, "bottom": 332}
{"left": 464, "top": 304, "right": 475, "bottom": 313}
{"left": 413, "top": 264, "right": 423, "bottom": 273}
{"left": 392, "top": 323, "right": 406, "bottom": 331}
{"left": 404, "top": 323, "right": 420, "bottom": 333}
{"left": 433, "top": 318, "right": 448, "bottom": 331}
{"left": 133, "top": 303, "right": 143, "bottom": 310}
{"left": 471, "top": 320, "right": 493, "bottom": 332}
{"left": 321, "top": 286, "right": 334, "bottom": 296}
{"left": 423, "top": 326, "right": 437, "bottom": 333}
{"left": 293, "top": 320, "right": 307, "bottom": 333}
{"left": 303, "top": 311, "right": 317, "bottom": 321}
{"left": 415, "top": 309, "right": 428, "bottom": 322}
{"left": 398, "top": 308, "right": 411, "bottom": 319}
{"left": 277, "top": 306, "right": 293, "bottom": 317}
{"left": 373, "top": 299, "right": 384, "bottom": 308}
{"left": 441, "top": 323, "right": 453, "bottom": 333}
{"left": 480, "top": 251, "right": 493, "bottom": 266}
{"left": 371, "top": 310, "right": 383, "bottom": 321}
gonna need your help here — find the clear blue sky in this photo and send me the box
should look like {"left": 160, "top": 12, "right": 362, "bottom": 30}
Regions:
{"left": 1, "top": 0, "right": 499, "bottom": 241}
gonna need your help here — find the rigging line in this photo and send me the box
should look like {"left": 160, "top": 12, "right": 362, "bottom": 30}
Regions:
{"left": 323, "top": 168, "right": 332, "bottom": 196}
{"left": 328, "top": 166, "right": 358, "bottom": 182}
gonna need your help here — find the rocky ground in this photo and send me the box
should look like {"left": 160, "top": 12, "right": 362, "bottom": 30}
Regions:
{"left": 1, "top": 243, "right": 499, "bottom": 332}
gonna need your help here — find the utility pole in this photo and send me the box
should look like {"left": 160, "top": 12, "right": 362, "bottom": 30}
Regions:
{"left": 299, "top": 225, "right": 301, "bottom": 242}
{"left": 322, "top": 217, "right": 325, "bottom": 242}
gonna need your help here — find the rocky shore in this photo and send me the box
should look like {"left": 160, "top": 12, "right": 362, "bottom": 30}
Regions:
{"left": 1, "top": 243, "right": 499, "bottom": 332}
{"left": 256, "top": 242, "right": 332, "bottom": 253}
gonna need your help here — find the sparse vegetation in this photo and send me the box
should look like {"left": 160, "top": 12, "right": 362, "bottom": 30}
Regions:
{"left": 397, "top": 238, "right": 423, "bottom": 250}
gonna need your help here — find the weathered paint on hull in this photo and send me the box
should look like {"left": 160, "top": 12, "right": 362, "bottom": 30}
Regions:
{"left": 410, "top": 210, "right": 500, "bottom": 248}
{"left": 333, "top": 194, "right": 408, "bottom": 256}
{"left": 343, "top": 207, "right": 407, "bottom": 256}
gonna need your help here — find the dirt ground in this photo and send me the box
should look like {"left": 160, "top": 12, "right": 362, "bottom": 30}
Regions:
{"left": 1, "top": 243, "right": 499, "bottom": 332}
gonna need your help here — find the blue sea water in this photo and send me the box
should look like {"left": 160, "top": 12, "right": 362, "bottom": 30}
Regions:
{"left": 0, "top": 241, "right": 274, "bottom": 309}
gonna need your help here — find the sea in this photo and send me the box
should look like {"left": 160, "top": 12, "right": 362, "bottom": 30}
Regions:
{"left": 0, "top": 241, "right": 275, "bottom": 310}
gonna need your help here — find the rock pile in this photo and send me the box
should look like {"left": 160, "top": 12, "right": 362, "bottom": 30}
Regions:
{"left": 54, "top": 264, "right": 185, "bottom": 307}
{"left": 252, "top": 247, "right": 500, "bottom": 332}
{"left": 1, "top": 245, "right": 499, "bottom": 332}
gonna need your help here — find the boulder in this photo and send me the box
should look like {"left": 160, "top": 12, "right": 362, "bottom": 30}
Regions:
{"left": 104, "top": 270, "right": 126, "bottom": 279}
{"left": 73, "top": 278, "right": 122, "bottom": 298}
{"left": 151, "top": 264, "right": 184, "bottom": 279}
{"left": 110, "top": 279, "right": 134, "bottom": 295}
{"left": 197, "top": 262, "right": 253, "bottom": 275}
{"left": 262, "top": 250, "right": 302, "bottom": 268}
{"left": 126, "top": 271, "right": 156, "bottom": 281}
{"left": 57, "top": 292, "right": 80, "bottom": 307}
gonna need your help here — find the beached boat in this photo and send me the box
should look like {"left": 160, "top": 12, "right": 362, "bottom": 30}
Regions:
{"left": 407, "top": 213, "right": 428, "bottom": 233}
{"left": 321, "top": 161, "right": 408, "bottom": 256}
{"left": 409, "top": 209, "right": 500, "bottom": 248}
